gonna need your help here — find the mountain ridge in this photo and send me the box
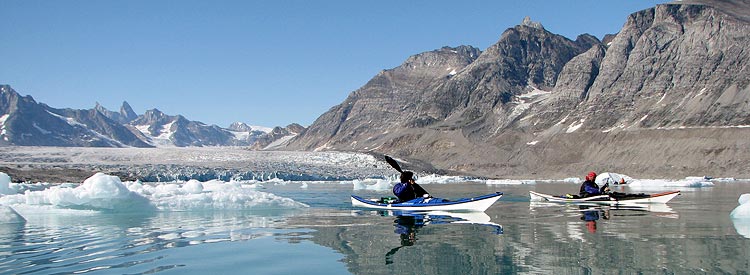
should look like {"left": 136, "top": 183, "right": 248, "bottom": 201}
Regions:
{"left": 0, "top": 85, "right": 303, "bottom": 148}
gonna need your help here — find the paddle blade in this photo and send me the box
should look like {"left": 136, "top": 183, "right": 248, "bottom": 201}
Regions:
{"left": 384, "top": 156, "right": 403, "bottom": 173}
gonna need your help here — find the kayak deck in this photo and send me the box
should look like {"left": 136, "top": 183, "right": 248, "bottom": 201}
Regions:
{"left": 529, "top": 190, "right": 680, "bottom": 204}
{"left": 351, "top": 192, "right": 503, "bottom": 212}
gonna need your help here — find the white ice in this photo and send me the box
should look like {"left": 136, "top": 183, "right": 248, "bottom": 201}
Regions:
{"left": 486, "top": 179, "right": 536, "bottom": 185}
{"left": 0, "top": 172, "right": 308, "bottom": 219}
{"left": 628, "top": 177, "right": 714, "bottom": 190}
{"left": 129, "top": 179, "right": 307, "bottom": 211}
{"left": 0, "top": 205, "right": 24, "bottom": 224}
{"left": 731, "top": 193, "right": 750, "bottom": 238}
{"left": 731, "top": 194, "right": 750, "bottom": 219}
{"left": 0, "top": 172, "right": 15, "bottom": 195}
{"left": 1, "top": 173, "right": 153, "bottom": 213}
{"left": 351, "top": 179, "right": 392, "bottom": 191}
{"left": 350, "top": 174, "right": 482, "bottom": 191}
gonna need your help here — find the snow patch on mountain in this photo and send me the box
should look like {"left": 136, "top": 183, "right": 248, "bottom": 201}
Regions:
{"left": 1, "top": 114, "right": 9, "bottom": 138}
{"left": 135, "top": 123, "right": 177, "bottom": 147}
{"left": 566, "top": 119, "right": 585, "bottom": 133}
{"left": 46, "top": 111, "right": 85, "bottom": 127}
{"left": 263, "top": 134, "right": 297, "bottom": 150}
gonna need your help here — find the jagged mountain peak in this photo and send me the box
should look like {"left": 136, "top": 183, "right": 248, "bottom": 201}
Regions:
{"left": 229, "top": 122, "right": 253, "bottom": 132}
{"left": 387, "top": 45, "right": 481, "bottom": 80}
{"left": 520, "top": 16, "right": 545, "bottom": 30}
{"left": 120, "top": 101, "right": 137, "bottom": 122}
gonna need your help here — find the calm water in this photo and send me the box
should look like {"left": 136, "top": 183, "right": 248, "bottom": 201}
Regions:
{"left": 1, "top": 181, "right": 749, "bottom": 274}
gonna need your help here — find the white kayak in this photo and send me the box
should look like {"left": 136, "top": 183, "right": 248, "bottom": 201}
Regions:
{"left": 351, "top": 192, "right": 503, "bottom": 212}
{"left": 529, "top": 190, "right": 680, "bottom": 204}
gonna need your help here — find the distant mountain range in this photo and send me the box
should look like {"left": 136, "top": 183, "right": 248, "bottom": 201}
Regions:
{"left": 0, "top": 85, "right": 303, "bottom": 148}
{"left": 286, "top": 1, "right": 750, "bottom": 179}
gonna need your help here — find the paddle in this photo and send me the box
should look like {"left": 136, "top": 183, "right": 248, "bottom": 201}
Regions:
{"left": 385, "top": 155, "right": 430, "bottom": 198}
{"left": 384, "top": 155, "right": 403, "bottom": 173}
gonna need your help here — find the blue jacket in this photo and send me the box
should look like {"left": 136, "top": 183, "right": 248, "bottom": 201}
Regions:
{"left": 393, "top": 180, "right": 430, "bottom": 202}
{"left": 393, "top": 182, "right": 415, "bottom": 201}
{"left": 579, "top": 180, "right": 601, "bottom": 197}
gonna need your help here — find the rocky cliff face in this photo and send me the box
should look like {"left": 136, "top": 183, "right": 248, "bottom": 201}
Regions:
{"left": 289, "top": 45, "right": 482, "bottom": 151}
{"left": 288, "top": 2, "right": 750, "bottom": 178}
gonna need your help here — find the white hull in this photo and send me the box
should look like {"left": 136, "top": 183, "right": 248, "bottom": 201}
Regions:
{"left": 351, "top": 193, "right": 503, "bottom": 212}
{"left": 529, "top": 190, "right": 680, "bottom": 205}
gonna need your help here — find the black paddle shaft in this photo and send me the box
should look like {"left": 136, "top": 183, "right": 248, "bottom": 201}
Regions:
{"left": 384, "top": 156, "right": 403, "bottom": 173}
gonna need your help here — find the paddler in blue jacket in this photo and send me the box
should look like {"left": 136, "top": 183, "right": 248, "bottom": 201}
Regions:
{"left": 579, "top": 171, "right": 610, "bottom": 197}
{"left": 393, "top": 171, "right": 430, "bottom": 202}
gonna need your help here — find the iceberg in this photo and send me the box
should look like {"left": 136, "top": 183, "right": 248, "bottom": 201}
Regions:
{"left": 351, "top": 179, "right": 392, "bottom": 191}
{"left": 133, "top": 179, "right": 308, "bottom": 211}
{"left": 731, "top": 194, "right": 750, "bottom": 238}
{"left": 486, "top": 179, "right": 536, "bottom": 185}
{"left": 0, "top": 173, "right": 308, "bottom": 215}
{"left": 0, "top": 172, "right": 153, "bottom": 212}
{"left": 0, "top": 205, "right": 25, "bottom": 224}
{"left": 628, "top": 177, "right": 714, "bottom": 189}
{"left": 0, "top": 172, "right": 15, "bottom": 195}
{"left": 730, "top": 194, "right": 750, "bottom": 219}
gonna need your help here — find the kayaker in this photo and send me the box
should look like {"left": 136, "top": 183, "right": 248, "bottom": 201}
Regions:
{"left": 392, "top": 171, "right": 430, "bottom": 202}
{"left": 579, "top": 171, "right": 609, "bottom": 197}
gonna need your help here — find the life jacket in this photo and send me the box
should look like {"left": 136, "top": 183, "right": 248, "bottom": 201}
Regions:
{"left": 393, "top": 182, "right": 415, "bottom": 201}
{"left": 580, "top": 180, "right": 601, "bottom": 196}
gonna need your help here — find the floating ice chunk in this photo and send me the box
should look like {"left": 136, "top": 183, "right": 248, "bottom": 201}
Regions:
{"left": 0, "top": 173, "right": 153, "bottom": 213}
{"left": 740, "top": 194, "right": 750, "bottom": 205}
{"left": 629, "top": 178, "right": 714, "bottom": 188}
{"left": 732, "top": 194, "right": 750, "bottom": 238}
{"left": 352, "top": 179, "right": 391, "bottom": 191}
{"left": 731, "top": 194, "right": 750, "bottom": 219}
{"left": 486, "top": 179, "right": 536, "bottom": 185}
{"left": 417, "top": 174, "right": 475, "bottom": 184}
{"left": 0, "top": 172, "right": 14, "bottom": 195}
{"left": 0, "top": 206, "right": 25, "bottom": 224}
{"left": 138, "top": 180, "right": 308, "bottom": 211}
{"left": 183, "top": 180, "right": 204, "bottom": 194}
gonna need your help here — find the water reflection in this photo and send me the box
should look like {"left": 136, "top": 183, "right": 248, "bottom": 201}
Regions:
{"left": 385, "top": 215, "right": 421, "bottom": 265}
{"left": 579, "top": 206, "right": 609, "bottom": 233}
{"left": 732, "top": 219, "right": 750, "bottom": 238}
{"left": 0, "top": 210, "right": 304, "bottom": 274}
{"left": 529, "top": 202, "right": 679, "bottom": 237}
{"left": 378, "top": 211, "right": 503, "bottom": 265}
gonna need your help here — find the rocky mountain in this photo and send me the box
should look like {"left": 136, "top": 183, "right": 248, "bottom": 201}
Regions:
{"left": 0, "top": 85, "right": 303, "bottom": 148}
{"left": 287, "top": 1, "right": 750, "bottom": 179}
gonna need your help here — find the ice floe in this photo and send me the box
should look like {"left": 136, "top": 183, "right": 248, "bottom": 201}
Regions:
{"left": 731, "top": 194, "right": 750, "bottom": 238}
{"left": 0, "top": 173, "right": 308, "bottom": 217}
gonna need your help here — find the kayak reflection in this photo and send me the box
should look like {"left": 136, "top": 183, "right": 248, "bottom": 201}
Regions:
{"left": 381, "top": 210, "right": 503, "bottom": 265}
{"left": 530, "top": 202, "right": 678, "bottom": 234}
{"left": 580, "top": 205, "right": 610, "bottom": 233}
{"left": 530, "top": 201, "right": 677, "bottom": 216}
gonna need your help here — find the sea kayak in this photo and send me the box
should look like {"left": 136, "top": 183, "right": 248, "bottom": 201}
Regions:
{"left": 529, "top": 190, "right": 680, "bottom": 204}
{"left": 351, "top": 192, "right": 503, "bottom": 212}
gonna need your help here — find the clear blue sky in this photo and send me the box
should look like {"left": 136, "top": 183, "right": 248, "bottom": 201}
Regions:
{"left": 1, "top": 0, "right": 668, "bottom": 128}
